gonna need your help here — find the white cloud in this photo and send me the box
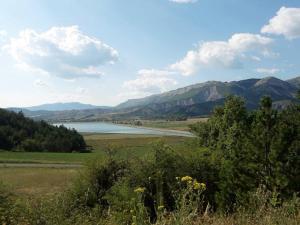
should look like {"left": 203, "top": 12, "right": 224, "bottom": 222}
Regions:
{"left": 0, "top": 30, "right": 7, "bottom": 55}
{"left": 169, "top": 0, "right": 197, "bottom": 3}
{"left": 228, "top": 33, "right": 273, "bottom": 51}
{"left": 34, "top": 79, "right": 48, "bottom": 87}
{"left": 170, "top": 33, "right": 273, "bottom": 76}
{"left": 4, "top": 26, "right": 118, "bottom": 79}
{"left": 122, "top": 69, "right": 178, "bottom": 98}
{"left": 76, "top": 87, "right": 87, "bottom": 94}
{"left": 0, "top": 30, "right": 7, "bottom": 41}
{"left": 256, "top": 68, "right": 280, "bottom": 75}
{"left": 261, "top": 7, "right": 300, "bottom": 40}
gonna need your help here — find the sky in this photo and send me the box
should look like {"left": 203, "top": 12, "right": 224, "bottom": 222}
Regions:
{"left": 0, "top": 0, "right": 300, "bottom": 107}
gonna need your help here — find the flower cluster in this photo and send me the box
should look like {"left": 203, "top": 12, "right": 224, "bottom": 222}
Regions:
{"left": 181, "top": 176, "right": 193, "bottom": 182}
{"left": 180, "top": 176, "right": 206, "bottom": 190}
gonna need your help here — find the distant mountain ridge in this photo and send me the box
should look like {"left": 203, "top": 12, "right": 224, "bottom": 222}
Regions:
{"left": 287, "top": 76, "right": 300, "bottom": 89}
{"left": 7, "top": 76, "right": 300, "bottom": 121}
{"left": 22, "top": 102, "right": 110, "bottom": 111}
{"left": 117, "top": 76, "right": 298, "bottom": 110}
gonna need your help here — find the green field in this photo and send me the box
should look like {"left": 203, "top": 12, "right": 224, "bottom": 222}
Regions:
{"left": 0, "top": 134, "right": 194, "bottom": 196}
{"left": 0, "top": 134, "right": 192, "bottom": 164}
{"left": 128, "top": 118, "right": 207, "bottom": 131}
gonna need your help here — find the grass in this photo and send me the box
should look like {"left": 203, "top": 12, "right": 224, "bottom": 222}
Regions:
{"left": 0, "top": 134, "right": 194, "bottom": 197}
{"left": 0, "top": 167, "right": 78, "bottom": 197}
{"left": 0, "top": 134, "right": 191, "bottom": 164}
{"left": 139, "top": 118, "right": 207, "bottom": 131}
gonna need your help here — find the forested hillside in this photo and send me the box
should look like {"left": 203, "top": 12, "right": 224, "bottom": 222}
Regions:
{"left": 0, "top": 109, "right": 86, "bottom": 152}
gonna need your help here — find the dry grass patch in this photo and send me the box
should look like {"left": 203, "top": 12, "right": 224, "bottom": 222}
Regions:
{"left": 0, "top": 167, "right": 79, "bottom": 197}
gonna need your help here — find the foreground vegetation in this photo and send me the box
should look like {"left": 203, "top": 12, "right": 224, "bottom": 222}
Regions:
{"left": 0, "top": 109, "right": 86, "bottom": 152}
{"left": 0, "top": 95, "right": 299, "bottom": 224}
{"left": 0, "top": 148, "right": 299, "bottom": 225}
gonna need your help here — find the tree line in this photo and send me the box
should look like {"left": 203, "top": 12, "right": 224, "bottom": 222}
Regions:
{"left": 190, "top": 94, "right": 300, "bottom": 210}
{"left": 0, "top": 109, "right": 86, "bottom": 152}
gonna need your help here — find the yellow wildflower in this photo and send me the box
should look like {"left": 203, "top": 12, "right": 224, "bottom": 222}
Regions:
{"left": 181, "top": 176, "right": 193, "bottom": 182}
{"left": 193, "top": 181, "right": 201, "bottom": 190}
{"left": 134, "top": 187, "right": 146, "bottom": 193}
{"left": 200, "top": 183, "right": 206, "bottom": 190}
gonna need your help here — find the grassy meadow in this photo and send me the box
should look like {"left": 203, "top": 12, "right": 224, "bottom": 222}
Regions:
{"left": 0, "top": 134, "right": 192, "bottom": 164}
{"left": 127, "top": 118, "right": 208, "bottom": 131}
{"left": 0, "top": 168, "right": 77, "bottom": 197}
{"left": 0, "top": 133, "right": 194, "bottom": 197}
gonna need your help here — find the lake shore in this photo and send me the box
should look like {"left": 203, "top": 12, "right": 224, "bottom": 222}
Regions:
{"left": 54, "top": 121, "right": 195, "bottom": 137}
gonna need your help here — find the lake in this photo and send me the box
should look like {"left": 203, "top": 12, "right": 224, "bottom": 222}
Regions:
{"left": 54, "top": 122, "right": 194, "bottom": 137}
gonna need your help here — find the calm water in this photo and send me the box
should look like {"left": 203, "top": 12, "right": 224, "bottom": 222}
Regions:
{"left": 53, "top": 122, "right": 193, "bottom": 137}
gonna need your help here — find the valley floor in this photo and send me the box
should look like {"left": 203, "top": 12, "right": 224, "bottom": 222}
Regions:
{"left": 118, "top": 117, "right": 208, "bottom": 131}
{"left": 0, "top": 133, "right": 193, "bottom": 197}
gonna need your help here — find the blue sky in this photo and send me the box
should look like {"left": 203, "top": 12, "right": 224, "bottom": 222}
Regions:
{"left": 0, "top": 0, "right": 300, "bottom": 107}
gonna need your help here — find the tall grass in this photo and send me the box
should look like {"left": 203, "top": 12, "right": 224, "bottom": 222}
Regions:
{"left": 1, "top": 158, "right": 299, "bottom": 225}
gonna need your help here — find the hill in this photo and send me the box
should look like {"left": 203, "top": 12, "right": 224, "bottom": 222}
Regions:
{"left": 287, "top": 76, "right": 300, "bottom": 89}
{"left": 118, "top": 77, "right": 297, "bottom": 109}
{"left": 113, "top": 76, "right": 299, "bottom": 119}
{"left": 0, "top": 108, "right": 86, "bottom": 152}
{"left": 23, "top": 102, "right": 109, "bottom": 111}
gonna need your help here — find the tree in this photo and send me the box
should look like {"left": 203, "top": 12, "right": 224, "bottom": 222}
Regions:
{"left": 252, "top": 96, "right": 277, "bottom": 187}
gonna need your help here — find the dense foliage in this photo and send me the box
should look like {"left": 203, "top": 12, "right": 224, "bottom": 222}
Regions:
{"left": 0, "top": 108, "right": 86, "bottom": 152}
{"left": 190, "top": 95, "right": 300, "bottom": 210}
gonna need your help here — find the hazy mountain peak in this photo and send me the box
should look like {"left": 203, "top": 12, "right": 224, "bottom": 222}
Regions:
{"left": 24, "top": 102, "right": 109, "bottom": 111}
{"left": 117, "top": 76, "right": 298, "bottom": 110}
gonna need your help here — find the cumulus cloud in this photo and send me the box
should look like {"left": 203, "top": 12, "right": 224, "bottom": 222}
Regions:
{"left": 34, "top": 79, "right": 48, "bottom": 87}
{"left": 256, "top": 68, "right": 280, "bottom": 75}
{"left": 261, "top": 7, "right": 300, "bottom": 40}
{"left": 170, "top": 33, "right": 273, "bottom": 76}
{"left": 122, "top": 69, "right": 178, "bottom": 98}
{"left": 169, "top": 0, "right": 197, "bottom": 3}
{"left": 4, "top": 26, "right": 118, "bottom": 79}
{"left": 76, "top": 87, "right": 87, "bottom": 94}
{"left": 0, "top": 30, "right": 7, "bottom": 42}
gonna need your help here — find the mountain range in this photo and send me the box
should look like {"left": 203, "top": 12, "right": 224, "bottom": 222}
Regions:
{"left": 7, "top": 76, "right": 300, "bottom": 121}
{"left": 23, "top": 102, "right": 110, "bottom": 111}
